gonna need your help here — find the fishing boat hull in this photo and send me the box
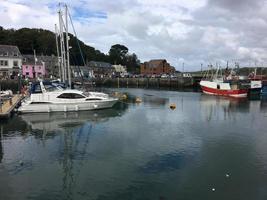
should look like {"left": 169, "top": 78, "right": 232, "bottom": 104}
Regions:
{"left": 200, "top": 80, "right": 248, "bottom": 98}
{"left": 18, "top": 98, "right": 118, "bottom": 113}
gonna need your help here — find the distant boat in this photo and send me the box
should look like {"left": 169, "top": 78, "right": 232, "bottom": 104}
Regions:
{"left": 200, "top": 66, "right": 248, "bottom": 98}
{"left": 18, "top": 81, "right": 117, "bottom": 113}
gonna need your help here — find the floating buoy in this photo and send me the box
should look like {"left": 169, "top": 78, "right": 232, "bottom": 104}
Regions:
{"left": 120, "top": 94, "right": 127, "bottom": 100}
{"left": 169, "top": 103, "right": 176, "bottom": 110}
{"left": 226, "top": 174, "right": 230, "bottom": 178}
{"left": 212, "top": 188, "right": 216, "bottom": 192}
{"left": 135, "top": 97, "right": 142, "bottom": 103}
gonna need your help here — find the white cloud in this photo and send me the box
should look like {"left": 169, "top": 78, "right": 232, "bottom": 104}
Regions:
{"left": 1, "top": 0, "right": 267, "bottom": 70}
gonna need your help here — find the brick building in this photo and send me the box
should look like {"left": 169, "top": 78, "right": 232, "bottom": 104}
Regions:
{"left": 140, "top": 59, "right": 175, "bottom": 75}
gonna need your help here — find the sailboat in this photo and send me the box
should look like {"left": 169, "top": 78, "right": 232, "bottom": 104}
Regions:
{"left": 18, "top": 4, "right": 118, "bottom": 113}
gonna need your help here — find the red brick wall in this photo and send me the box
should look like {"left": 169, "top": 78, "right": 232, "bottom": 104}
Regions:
{"left": 140, "top": 60, "right": 175, "bottom": 75}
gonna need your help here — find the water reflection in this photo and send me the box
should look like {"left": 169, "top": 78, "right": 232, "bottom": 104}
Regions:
{"left": 0, "top": 126, "right": 3, "bottom": 163}
{"left": 1, "top": 89, "right": 267, "bottom": 200}
{"left": 200, "top": 94, "right": 267, "bottom": 121}
{"left": 20, "top": 109, "right": 123, "bottom": 133}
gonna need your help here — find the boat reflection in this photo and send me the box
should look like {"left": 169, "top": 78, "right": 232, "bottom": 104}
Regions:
{"left": 199, "top": 94, "right": 267, "bottom": 121}
{"left": 0, "top": 128, "right": 3, "bottom": 163}
{"left": 20, "top": 106, "right": 127, "bottom": 133}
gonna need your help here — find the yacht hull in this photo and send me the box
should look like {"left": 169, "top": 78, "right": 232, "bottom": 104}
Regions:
{"left": 18, "top": 99, "right": 118, "bottom": 113}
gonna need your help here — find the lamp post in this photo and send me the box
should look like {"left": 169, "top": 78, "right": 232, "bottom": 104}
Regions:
{"left": 18, "top": 73, "right": 21, "bottom": 94}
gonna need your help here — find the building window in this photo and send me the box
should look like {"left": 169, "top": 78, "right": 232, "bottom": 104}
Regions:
{"left": 0, "top": 60, "right": 3, "bottom": 66}
{"left": 26, "top": 72, "right": 29, "bottom": 75}
{"left": 14, "top": 61, "right": 18, "bottom": 67}
{"left": 14, "top": 53, "right": 18, "bottom": 57}
{"left": 3, "top": 52, "right": 8, "bottom": 56}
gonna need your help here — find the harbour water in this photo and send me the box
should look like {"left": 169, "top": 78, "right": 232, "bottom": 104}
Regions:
{"left": 0, "top": 88, "right": 267, "bottom": 200}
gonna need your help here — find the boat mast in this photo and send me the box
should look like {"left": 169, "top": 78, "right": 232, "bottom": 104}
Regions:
{"left": 65, "top": 5, "right": 71, "bottom": 88}
{"left": 55, "top": 24, "right": 62, "bottom": 81}
{"left": 58, "top": 6, "right": 67, "bottom": 83}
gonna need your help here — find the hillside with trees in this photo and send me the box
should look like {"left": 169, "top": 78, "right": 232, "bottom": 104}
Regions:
{"left": 0, "top": 26, "right": 140, "bottom": 73}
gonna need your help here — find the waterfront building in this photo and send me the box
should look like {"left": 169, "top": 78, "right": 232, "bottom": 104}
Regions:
{"left": 71, "top": 66, "right": 93, "bottom": 79}
{"left": 140, "top": 59, "right": 175, "bottom": 76}
{"left": 22, "top": 54, "right": 59, "bottom": 79}
{"left": 0, "top": 45, "right": 22, "bottom": 79}
{"left": 113, "top": 64, "right": 127, "bottom": 77}
{"left": 88, "top": 61, "right": 114, "bottom": 78}
{"left": 22, "top": 55, "right": 46, "bottom": 79}
{"left": 37, "top": 55, "right": 58, "bottom": 78}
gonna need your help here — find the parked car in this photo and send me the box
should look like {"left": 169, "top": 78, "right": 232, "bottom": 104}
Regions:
{"left": 161, "top": 74, "right": 168, "bottom": 78}
{"left": 182, "top": 73, "right": 192, "bottom": 78}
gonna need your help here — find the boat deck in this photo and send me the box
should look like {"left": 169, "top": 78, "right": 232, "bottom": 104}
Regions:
{"left": 0, "top": 95, "right": 22, "bottom": 119}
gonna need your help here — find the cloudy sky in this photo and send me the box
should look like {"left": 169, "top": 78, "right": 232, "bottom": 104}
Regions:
{"left": 1, "top": 0, "right": 267, "bottom": 71}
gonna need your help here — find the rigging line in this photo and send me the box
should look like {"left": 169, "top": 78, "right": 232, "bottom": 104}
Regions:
{"left": 69, "top": 53, "right": 85, "bottom": 83}
{"left": 67, "top": 7, "right": 88, "bottom": 86}
{"left": 58, "top": 6, "right": 85, "bottom": 86}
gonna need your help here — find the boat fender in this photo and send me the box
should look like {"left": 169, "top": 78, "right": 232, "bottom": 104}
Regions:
{"left": 75, "top": 105, "right": 79, "bottom": 111}
{"left": 94, "top": 104, "right": 98, "bottom": 108}
{"left": 120, "top": 94, "right": 127, "bottom": 100}
{"left": 170, "top": 103, "right": 176, "bottom": 110}
{"left": 135, "top": 97, "right": 142, "bottom": 103}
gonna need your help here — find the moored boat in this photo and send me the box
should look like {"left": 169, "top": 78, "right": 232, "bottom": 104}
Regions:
{"left": 18, "top": 82, "right": 118, "bottom": 113}
{"left": 200, "top": 66, "right": 248, "bottom": 98}
{"left": 200, "top": 80, "right": 248, "bottom": 98}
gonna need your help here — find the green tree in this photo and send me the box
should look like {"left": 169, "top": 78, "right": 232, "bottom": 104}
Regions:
{"left": 108, "top": 44, "right": 128, "bottom": 65}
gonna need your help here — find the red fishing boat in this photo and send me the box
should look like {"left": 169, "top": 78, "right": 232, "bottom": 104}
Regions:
{"left": 200, "top": 66, "right": 248, "bottom": 98}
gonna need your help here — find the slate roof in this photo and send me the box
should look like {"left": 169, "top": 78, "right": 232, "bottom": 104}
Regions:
{"left": 0, "top": 45, "right": 22, "bottom": 58}
{"left": 22, "top": 55, "right": 43, "bottom": 65}
{"left": 88, "top": 61, "right": 112, "bottom": 68}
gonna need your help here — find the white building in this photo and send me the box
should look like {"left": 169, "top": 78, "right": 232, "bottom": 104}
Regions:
{"left": 0, "top": 45, "right": 22, "bottom": 78}
{"left": 113, "top": 64, "right": 127, "bottom": 76}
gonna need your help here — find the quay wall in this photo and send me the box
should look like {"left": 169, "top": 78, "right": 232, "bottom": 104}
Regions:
{"left": 92, "top": 77, "right": 201, "bottom": 89}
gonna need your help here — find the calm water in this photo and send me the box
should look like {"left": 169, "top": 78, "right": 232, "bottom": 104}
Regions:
{"left": 0, "top": 88, "right": 267, "bottom": 200}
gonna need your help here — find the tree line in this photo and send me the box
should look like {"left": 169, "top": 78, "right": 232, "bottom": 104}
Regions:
{"left": 0, "top": 27, "right": 140, "bottom": 73}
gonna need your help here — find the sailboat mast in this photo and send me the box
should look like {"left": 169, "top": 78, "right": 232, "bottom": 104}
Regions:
{"left": 55, "top": 24, "right": 62, "bottom": 81}
{"left": 60, "top": 9, "right": 67, "bottom": 83}
{"left": 65, "top": 5, "right": 71, "bottom": 87}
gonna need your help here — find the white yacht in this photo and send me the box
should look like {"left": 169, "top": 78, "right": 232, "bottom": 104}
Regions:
{"left": 18, "top": 82, "right": 118, "bottom": 113}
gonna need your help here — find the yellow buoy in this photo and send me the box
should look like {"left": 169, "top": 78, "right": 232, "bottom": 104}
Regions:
{"left": 170, "top": 103, "right": 176, "bottom": 110}
{"left": 135, "top": 97, "right": 142, "bottom": 103}
{"left": 121, "top": 94, "right": 127, "bottom": 100}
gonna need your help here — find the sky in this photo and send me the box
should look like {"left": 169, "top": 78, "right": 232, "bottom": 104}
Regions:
{"left": 1, "top": 0, "right": 267, "bottom": 71}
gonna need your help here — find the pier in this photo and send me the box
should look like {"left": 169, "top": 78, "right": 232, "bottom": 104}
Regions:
{"left": 0, "top": 95, "right": 23, "bottom": 119}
